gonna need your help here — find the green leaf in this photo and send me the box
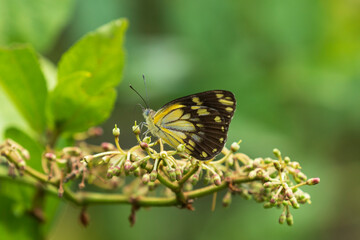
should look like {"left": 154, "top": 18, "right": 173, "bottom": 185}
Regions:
{"left": 48, "top": 71, "right": 116, "bottom": 133}
{"left": 0, "top": 45, "right": 48, "bottom": 134}
{"left": 4, "top": 127, "right": 44, "bottom": 171}
{"left": 58, "top": 18, "right": 128, "bottom": 95}
{"left": 48, "top": 19, "right": 128, "bottom": 134}
{"left": 0, "top": 0, "right": 75, "bottom": 53}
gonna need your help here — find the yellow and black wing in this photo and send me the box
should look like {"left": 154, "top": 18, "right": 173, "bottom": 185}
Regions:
{"left": 153, "top": 90, "right": 236, "bottom": 160}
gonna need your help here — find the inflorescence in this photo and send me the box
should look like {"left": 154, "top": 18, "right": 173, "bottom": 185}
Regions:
{"left": 0, "top": 123, "right": 320, "bottom": 226}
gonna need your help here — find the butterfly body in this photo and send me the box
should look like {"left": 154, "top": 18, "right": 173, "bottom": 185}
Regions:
{"left": 143, "top": 90, "right": 236, "bottom": 160}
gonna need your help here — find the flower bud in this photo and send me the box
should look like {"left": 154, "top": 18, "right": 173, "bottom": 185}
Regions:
{"left": 113, "top": 166, "right": 121, "bottom": 176}
{"left": 263, "top": 181, "right": 280, "bottom": 188}
{"left": 142, "top": 173, "right": 150, "bottom": 184}
{"left": 140, "top": 142, "right": 148, "bottom": 150}
{"left": 286, "top": 212, "right": 294, "bottom": 226}
{"left": 175, "top": 168, "right": 182, "bottom": 181}
{"left": 168, "top": 168, "right": 176, "bottom": 182}
{"left": 203, "top": 172, "right": 211, "bottom": 185}
{"left": 133, "top": 167, "right": 141, "bottom": 177}
{"left": 191, "top": 174, "right": 199, "bottom": 186}
{"left": 279, "top": 212, "right": 286, "bottom": 224}
{"left": 273, "top": 148, "right": 281, "bottom": 158}
{"left": 284, "top": 156, "right": 290, "bottom": 164}
{"left": 230, "top": 142, "right": 240, "bottom": 152}
{"left": 306, "top": 178, "right": 320, "bottom": 185}
{"left": 248, "top": 170, "right": 257, "bottom": 179}
{"left": 230, "top": 142, "right": 240, "bottom": 153}
{"left": 150, "top": 170, "right": 158, "bottom": 182}
{"left": 270, "top": 196, "right": 277, "bottom": 205}
{"left": 124, "top": 160, "right": 132, "bottom": 173}
{"left": 241, "top": 189, "right": 252, "bottom": 200}
{"left": 132, "top": 125, "right": 141, "bottom": 135}
{"left": 112, "top": 126, "right": 120, "bottom": 137}
{"left": 160, "top": 151, "right": 168, "bottom": 159}
{"left": 213, "top": 174, "right": 221, "bottom": 186}
{"left": 264, "top": 158, "right": 272, "bottom": 164}
{"left": 45, "top": 152, "right": 56, "bottom": 161}
{"left": 273, "top": 161, "right": 281, "bottom": 171}
{"left": 101, "top": 155, "right": 110, "bottom": 164}
{"left": 290, "top": 197, "right": 300, "bottom": 209}
{"left": 263, "top": 202, "right": 273, "bottom": 209}
{"left": 253, "top": 158, "right": 262, "bottom": 167}
{"left": 285, "top": 188, "right": 294, "bottom": 199}
{"left": 101, "top": 142, "right": 115, "bottom": 151}
{"left": 142, "top": 136, "right": 151, "bottom": 144}
{"left": 297, "top": 171, "right": 307, "bottom": 181}
{"left": 290, "top": 161, "right": 300, "bottom": 169}
{"left": 222, "top": 192, "right": 232, "bottom": 207}
{"left": 177, "top": 144, "right": 185, "bottom": 152}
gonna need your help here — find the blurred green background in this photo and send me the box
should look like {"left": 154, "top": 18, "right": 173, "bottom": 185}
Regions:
{"left": 1, "top": 0, "right": 359, "bottom": 239}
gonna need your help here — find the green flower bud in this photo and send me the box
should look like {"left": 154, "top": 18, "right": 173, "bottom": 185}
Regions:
{"left": 203, "top": 171, "right": 211, "bottom": 185}
{"left": 143, "top": 136, "right": 151, "bottom": 144}
{"left": 273, "top": 161, "right": 281, "bottom": 171}
{"left": 213, "top": 174, "right": 221, "bottom": 186}
{"left": 290, "top": 161, "right": 300, "bottom": 169}
{"left": 175, "top": 168, "right": 182, "bottom": 181}
{"left": 230, "top": 142, "right": 240, "bottom": 152}
{"left": 160, "top": 151, "right": 168, "bottom": 159}
{"left": 132, "top": 125, "right": 141, "bottom": 135}
{"left": 142, "top": 173, "right": 150, "bottom": 184}
{"left": 264, "top": 158, "right": 272, "bottom": 164}
{"left": 130, "top": 162, "right": 140, "bottom": 171}
{"left": 191, "top": 174, "right": 199, "bottom": 186}
{"left": 286, "top": 212, "right": 294, "bottom": 226}
{"left": 290, "top": 197, "right": 300, "bottom": 209}
{"left": 177, "top": 144, "right": 185, "bottom": 152}
{"left": 284, "top": 156, "right": 290, "bottom": 164}
{"left": 150, "top": 170, "right": 158, "bottom": 182}
{"left": 168, "top": 168, "right": 176, "bottom": 182}
{"left": 133, "top": 167, "right": 141, "bottom": 177}
{"left": 253, "top": 158, "right": 262, "bottom": 167}
{"left": 273, "top": 148, "right": 281, "bottom": 158}
{"left": 279, "top": 212, "right": 286, "bottom": 224}
{"left": 112, "top": 125, "right": 120, "bottom": 137}
{"left": 263, "top": 202, "right": 273, "bottom": 209}
{"left": 248, "top": 170, "right": 257, "bottom": 179}
{"left": 222, "top": 192, "right": 232, "bottom": 207}
{"left": 297, "top": 171, "right": 307, "bottom": 181}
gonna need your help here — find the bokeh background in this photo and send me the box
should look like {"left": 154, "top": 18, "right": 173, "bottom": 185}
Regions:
{"left": 1, "top": 0, "right": 359, "bottom": 239}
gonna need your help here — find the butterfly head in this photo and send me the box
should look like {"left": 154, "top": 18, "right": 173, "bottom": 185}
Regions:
{"left": 142, "top": 108, "right": 155, "bottom": 119}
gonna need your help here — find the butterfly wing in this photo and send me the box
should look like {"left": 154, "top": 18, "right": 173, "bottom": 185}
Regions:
{"left": 153, "top": 90, "right": 236, "bottom": 160}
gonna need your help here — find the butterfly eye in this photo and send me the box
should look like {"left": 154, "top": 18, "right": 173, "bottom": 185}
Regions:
{"left": 143, "top": 109, "right": 150, "bottom": 116}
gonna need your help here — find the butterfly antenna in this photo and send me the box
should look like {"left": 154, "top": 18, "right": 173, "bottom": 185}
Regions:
{"left": 142, "top": 74, "right": 150, "bottom": 107}
{"left": 129, "top": 84, "right": 149, "bottom": 109}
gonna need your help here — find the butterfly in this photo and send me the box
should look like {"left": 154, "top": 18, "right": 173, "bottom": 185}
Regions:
{"left": 143, "top": 90, "right": 236, "bottom": 160}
